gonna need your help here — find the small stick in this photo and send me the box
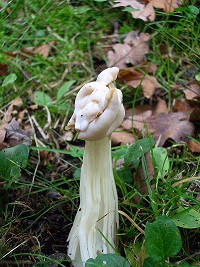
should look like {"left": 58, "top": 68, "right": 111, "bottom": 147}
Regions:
{"left": 118, "top": 210, "right": 145, "bottom": 234}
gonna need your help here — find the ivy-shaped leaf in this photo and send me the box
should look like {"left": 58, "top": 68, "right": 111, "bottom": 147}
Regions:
{"left": 0, "top": 144, "right": 29, "bottom": 188}
{"left": 145, "top": 215, "right": 182, "bottom": 261}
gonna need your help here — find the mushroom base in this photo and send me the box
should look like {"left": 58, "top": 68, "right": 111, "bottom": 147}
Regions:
{"left": 67, "top": 137, "right": 119, "bottom": 267}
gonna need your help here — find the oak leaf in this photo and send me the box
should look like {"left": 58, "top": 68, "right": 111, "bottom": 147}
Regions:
{"left": 113, "top": 0, "right": 155, "bottom": 21}
{"left": 187, "top": 139, "right": 200, "bottom": 153}
{"left": 127, "top": 74, "right": 161, "bottom": 98}
{"left": 107, "top": 31, "right": 149, "bottom": 69}
{"left": 111, "top": 130, "right": 135, "bottom": 145}
{"left": 0, "top": 124, "right": 6, "bottom": 145}
{"left": 3, "top": 97, "right": 23, "bottom": 123}
{"left": 146, "top": 111, "right": 195, "bottom": 146}
{"left": 122, "top": 110, "right": 152, "bottom": 131}
{"left": 118, "top": 67, "right": 160, "bottom": 98}
{"left": 5, "top": 119, "right": 32, "bottom": 147}
{"left": 183, "top": 81, "right": 200, "bottom": 100}
{"left": 149, "top": 0, "right": 179, "bottom": 13}
{"left": 34, "top": 41, "right": 55, "bottom": 57}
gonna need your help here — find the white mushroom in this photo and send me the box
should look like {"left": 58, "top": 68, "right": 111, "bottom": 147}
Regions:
{"left": 66, "top": 67, "right": 125, "bottom": 267}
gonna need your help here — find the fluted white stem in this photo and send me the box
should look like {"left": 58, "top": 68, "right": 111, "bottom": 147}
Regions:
{"left": 67, "top": 138, "right": 118, "bottom": 266}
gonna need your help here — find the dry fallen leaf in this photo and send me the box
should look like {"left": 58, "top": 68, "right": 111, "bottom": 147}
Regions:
{"left": 6, "top": 41, "right": 56, "bottom": 59}
{"left": 128, "top": 74, "right": 161, "bottom": 98}
{"left": 173, "top": 98, "right": 200, "bottom": 123}
{"left": 146, "top": 111, "right": 195, "bottom": 146}
{"left": 183, "top": 81, "right": 200, "bottom": 100}
{"left": 122, "top": 110, "right": 152, "bottom": 131}
{"left": 118, "top": 67, "right": 160, "bottom": 98}
{"left": 0, "top": 124, "right": 6, "bottom": 144}
{"left": 111, "top": 130, "right": 135, "bottom": 145}
{"left": 3, "top": 97, "right": 23, "bottom": 123}
{"left": 113, "top": 0, "right": 155, "bottom": 21}
{"left": 5, "top": 118, "right": 32, "bottom": 147}
{"left": 107, "top": 31, "right": 149, "bottom": 69}
{"left": 34, "top": 41, "right": 55, "bottom": 57}
{"left": 187, "top": 139, "right": 200, "bottom": 153}
{"left": 173, "top": 98, "right": 193, "bottom": 112}
{"left": 153, "top": 97, "right": 168, "bottom": 114}
{"left": 122, "top": 98, "right": 167, "bottom": 132}
{"left": 149, "top": 0, "right": 179, "bottom": 13}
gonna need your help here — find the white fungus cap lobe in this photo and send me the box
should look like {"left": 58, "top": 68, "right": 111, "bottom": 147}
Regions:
{"left": 66, "top": 67, "right": 125, "bottom": 140}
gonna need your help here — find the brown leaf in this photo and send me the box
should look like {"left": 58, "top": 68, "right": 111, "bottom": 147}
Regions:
{"left": 117, "top": 63, "right": 157, "bottom": 84}
{"left": 173, "top": 98, "right": 193, "bottom": 112}
{"left": 189, "top": 109, "right": 200, "bottom": 122}
{"left": 127, "top": 74, "right": 161, "bottom": 98}
{"left": 122, "top": 110, "right": 152, "bottom": 131}
{"left": 117, "top": 68, "right": 143, "bottom": 83}
{"left": 34, "top": 41, "right": 55, "bottom": 57}
{"left": 153, "top": 97, "right": 168, "bottom": 114}
{"left": 5, "top": 118, "right": 32, "bottom": 146}
{"left": 21, "top": 47, "right": 36, "bottom": 57}
{"left": 187, "top": 139, "right": 200, "bottom": 153}
{"left": 6, "top": 41, "right": 56, "bottom": 59}
{"left": 107, "top": 31, "right": 149, "bottom": 68}
{"left": 122, "top": 98, "right": 167, "bottom": 132}
{"left": 0, "top": 124, "right": 6, "bottom": 144}
{"left": 111, "top": 130, "right": 135, "bottom": 145}
{"left": 118, "top": 67, "right": 160, "bottom": 98}
{"left": 149, "top": 0, "right": 179, "bottom": 13}
{"left": 114, "top": 0, "right": 155, "bottom": 21}
{"left": 184, "top": 81, "right": 200, "bottom": 100}
{"left": 138, "top": 61, "right": 158, "bottom": 73}
{"left": 173, "top": 98, "right": 200, "bottom": 122}
{"left": 3, "top": 97, "right": 23, "bottom": 123}
{"left": 125, "top": 104, "right": 153, "bottom": 117}
{"left": 146, "top": 112, "right": 195, "bottom": 146}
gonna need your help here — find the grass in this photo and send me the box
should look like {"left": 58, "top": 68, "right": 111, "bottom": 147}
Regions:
{"left": 0, "top": 0, "right": 200, "bottom": 266}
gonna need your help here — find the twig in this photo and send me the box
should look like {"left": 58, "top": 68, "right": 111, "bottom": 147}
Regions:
{"left": 28, "top": 115, "right": 41, "bottom": 195}
{"left": 31, "top": 115, "right": 49, "bottom": 140}
{"left": 43, "top": 105, "right": 51, "bottom": 130}
{"left": 173, "top": 176, "right": 200, "bottom": 187}
{"left": 118, "top": 210, "right": 145, "bottom": 234}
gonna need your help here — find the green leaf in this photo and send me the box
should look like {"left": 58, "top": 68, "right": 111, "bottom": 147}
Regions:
{"left": 171, "top": 207, "right": 200, "bottom": 229}
{"left": 112, "top": 147, "right": 127, "bottom": 162}
{"left": 34, "top": 91, "right": 52, "bottom": 106}
{"left": 195, "top": 73, "right": 200, "bottom": 82}
{"left": 57, "top": 80, "right": 75, "bottom": 100}
{"left": 2, "top": 73, "right": 17, "bottom": 87}
{"left": 188, "top": 5, "right": 199, "bottom": 15}
{"left": 151, "top": 147, "right": 169, "bottom": 178}
{"left": 74, "top": 6, "right": 91, "bottom": 15}
{"left": 145, "top": 215, "right": 182, "bottom": 261}
{"left": 124, "top": 137, "right": 154, "bottom": 168}
{"left": 86, "top": 254, "right": 129, "bottom": 267}
{"left": 142, "top": 257, "right": 159, "bottom": 267}
{"left": 0, "top": 144, "right": 29, "bottom": 188}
